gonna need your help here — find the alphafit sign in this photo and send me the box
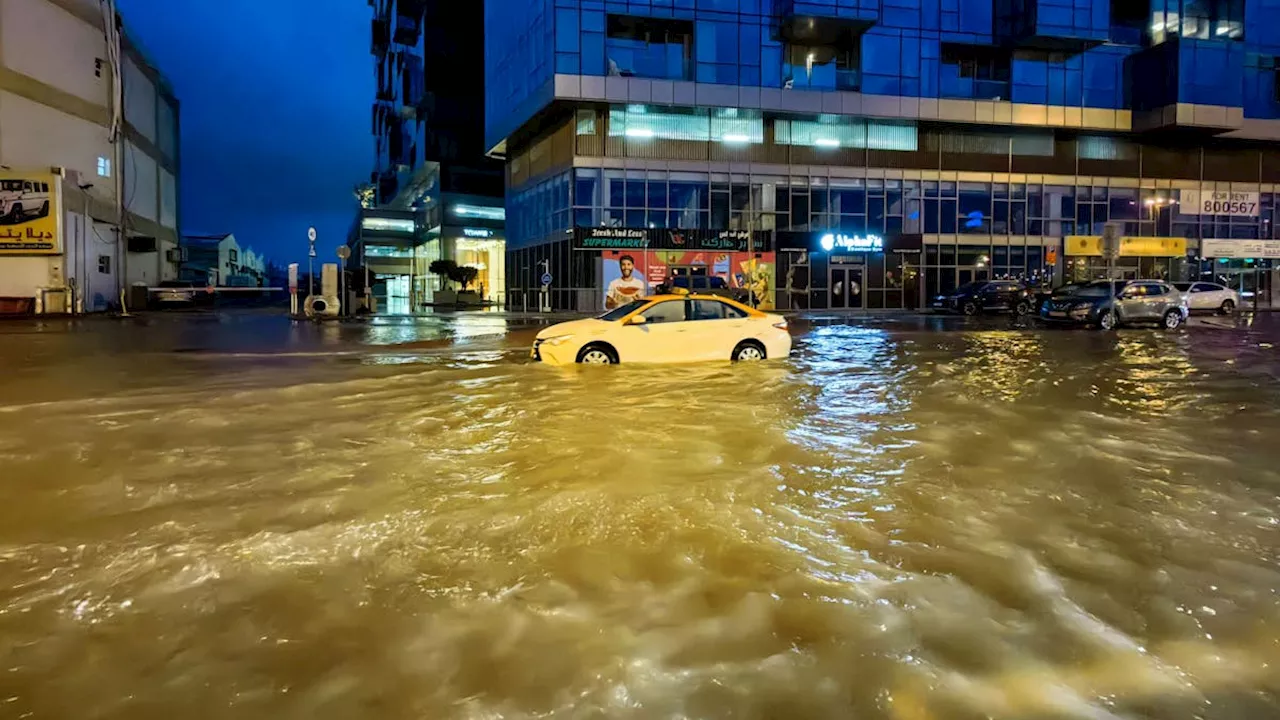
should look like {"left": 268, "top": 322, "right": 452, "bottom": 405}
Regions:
{"left": 819, "top": 232, "right": 883, "bottom": 252}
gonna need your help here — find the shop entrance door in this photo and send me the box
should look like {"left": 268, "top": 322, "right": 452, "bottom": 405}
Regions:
{"left": 829, "top": 265, "right": 864, "bottom": 309}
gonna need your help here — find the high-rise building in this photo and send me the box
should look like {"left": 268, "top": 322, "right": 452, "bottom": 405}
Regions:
{"left": 0, "top": 0, "right": 180, "bottom": 314}
{"left": 353, "top": 0, "right": 506, "bottom": 313}
{"left": 486, "top": 0, "right": 1280, "bottom": 312}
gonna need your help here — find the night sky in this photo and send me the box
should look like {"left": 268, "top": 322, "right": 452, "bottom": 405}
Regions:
{"left": 117, "top": 0, "right": 374, "bottom": 266}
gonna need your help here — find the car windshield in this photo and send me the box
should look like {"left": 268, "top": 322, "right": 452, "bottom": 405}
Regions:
{"left": 1051, "top": 283, "right": 1082, "bottom": 295}
{"left": 954, "top": 281, "right": 985, "bottom": 294}
{"left": 598, "top": 299, "right": 649, "bottom": 321}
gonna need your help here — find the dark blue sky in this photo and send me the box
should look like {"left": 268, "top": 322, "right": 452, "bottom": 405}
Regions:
{"left": 118, "top": 0, "right": 373, "bottom": 266}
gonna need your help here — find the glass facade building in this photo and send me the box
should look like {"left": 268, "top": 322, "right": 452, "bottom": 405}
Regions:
{"left": 486, "top": 0, "right": 1280, "bottom": 311}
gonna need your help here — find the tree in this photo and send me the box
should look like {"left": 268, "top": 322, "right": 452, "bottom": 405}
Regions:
{"left": 449, "top": 265, "right": 480, "bottom": 290}
{"left": 429, "top": 259, "right": 458, "bottom": 290}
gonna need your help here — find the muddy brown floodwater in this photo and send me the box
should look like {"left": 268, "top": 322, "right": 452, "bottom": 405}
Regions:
{"left": 1, "top": 313, "right": 1279, "bottom": 719}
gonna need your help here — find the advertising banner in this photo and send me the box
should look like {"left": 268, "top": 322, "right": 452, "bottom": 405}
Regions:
{"left": 600, "top": 249, "right": 776, "bottom": 310}
{"left": 1066, "top": 235, "right": 1185, "bottom": 257}
{"left": 0, "top": 171, "right": 59, "bottom": 255}
{"left": 1200, "top": 239, "right": 1280, "bottom": 259}
{"left": 574, "top": 227, "right": 772, "bottom": 253}
{"left": 1181, "top": 190, "right": 1259, "bottom": 217}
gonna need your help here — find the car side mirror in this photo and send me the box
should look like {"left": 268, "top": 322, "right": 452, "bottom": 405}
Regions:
{"left": 626, "top": 315, "right": 647, "bottom": 326}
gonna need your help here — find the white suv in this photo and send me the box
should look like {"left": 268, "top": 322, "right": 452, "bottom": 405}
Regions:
{"left": 0, "top": 179, "right": 50, "bottom": 223}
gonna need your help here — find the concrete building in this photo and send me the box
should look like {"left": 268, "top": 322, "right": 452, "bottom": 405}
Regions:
{"left": 179, "top": 234, "right": 266, "bottom": 287}
{"left": 486, "top": 0, "right": 1280, "bottom": 312}
{"left": 349, "top": 0, "right": 506, "bottom": 313}
{"left": 0, "top": 0, "right": 180, "bottom": 314}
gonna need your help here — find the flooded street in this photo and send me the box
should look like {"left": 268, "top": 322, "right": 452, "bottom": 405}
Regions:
{"left": 2, "top": 312, "right": 1279, "bottom": 719}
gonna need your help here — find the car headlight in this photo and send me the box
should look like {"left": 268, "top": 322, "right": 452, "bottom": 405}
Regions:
{"left": 539, "top": 334, "right": 574, "bottom": 346}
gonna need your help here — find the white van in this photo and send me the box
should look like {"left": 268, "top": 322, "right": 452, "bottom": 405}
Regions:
{"left": 0, "top": 179, "right": 50, "bottom": 223}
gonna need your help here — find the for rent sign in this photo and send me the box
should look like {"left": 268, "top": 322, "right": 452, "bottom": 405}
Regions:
{"left": 1181, "top": 190, "right": 1259, "bottom": 217}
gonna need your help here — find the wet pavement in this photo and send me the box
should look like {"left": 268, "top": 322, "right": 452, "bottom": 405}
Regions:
{"left": 1, "top": 310, "right": 1279, "bottom": 718}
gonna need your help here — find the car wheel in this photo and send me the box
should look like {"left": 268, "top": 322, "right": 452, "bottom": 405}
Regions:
{"left": 732, "top": 340, "right": 766, "bottom": 362}
{"left": 962, "top": 300, "right": 979, "bottom": 316}
{"left": 7, "top": 204, "right": 22, "bottom": 223}
{"left": 1098, "top": 310, "right": 1117, "bottom": 331}
{"left": 1162, "top": 309, "right": 1183, "bottom": 330}
{"left": 1014, "top": 300, "right": 1031, "bottom": 316}
{"left": 576, "top": 343, "right": 617, "bottom": 365}
{"left": 1219, "top": 299, "right": 1235, "bottom": 314}
{"left": 39, "top": 201, "right": 48, "bottom": 217}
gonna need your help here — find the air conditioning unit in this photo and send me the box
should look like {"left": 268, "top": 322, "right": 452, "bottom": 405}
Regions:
{"left": 166, "top": 247, "right": 186, "bottom": 263}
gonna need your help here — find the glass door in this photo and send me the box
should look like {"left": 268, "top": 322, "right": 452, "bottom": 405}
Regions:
{"left": 829, "top": 265, "right": 864, "bottom": 309}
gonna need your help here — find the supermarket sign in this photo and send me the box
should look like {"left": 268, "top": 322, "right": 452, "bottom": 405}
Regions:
{"left": 1181, "top": 190, "right": 1259, "bottom": 217}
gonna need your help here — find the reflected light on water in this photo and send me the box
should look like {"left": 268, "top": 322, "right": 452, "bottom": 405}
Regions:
{"left": 0, "top": 320, "right": 1278, "bottom": 718}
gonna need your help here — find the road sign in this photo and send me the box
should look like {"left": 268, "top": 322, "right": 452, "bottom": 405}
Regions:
{"left": 541, "top": 272, "right": 552, "bottom": 286}
{"left": 307, "top": 227, "right": 317, "bottom": 242}
{"left": 309, "top": 245, "right": 317, "bottom": 258}
{"left": 337, "top": 246, "right": 350, "bottom": 261}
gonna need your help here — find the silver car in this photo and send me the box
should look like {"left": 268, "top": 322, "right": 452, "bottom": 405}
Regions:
{"left": 1172, "top": 281, "right": 1240, "bottom": 314}
{"left": 1040, "top": 279, "right": 1190, "bottom": 330}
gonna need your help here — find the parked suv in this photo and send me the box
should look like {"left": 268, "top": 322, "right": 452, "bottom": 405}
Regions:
{"left": 931, "top": 280, "right": 1034, "bottom": 316}
{"left": 1039, "top": 279, "right": 1189, "bottom": 330}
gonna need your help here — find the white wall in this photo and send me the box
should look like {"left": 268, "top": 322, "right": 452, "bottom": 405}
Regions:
{"left": 124, "top": 140, "right": 157, "bottom": 221}
{"left": 157, "top": 97, "right": 177, "bottom": 160}
{"left": 0, "top": 256, "right": 59, "bottom": 298}
{"left": 122, "top": 55, "right": 155, "bottom": 142}
{"left": 62, "top": 210, "right": 117, "bottom": 311}
{"left": 0, "top": 0, "right": 108, "bottom": 107}
{"left": 0, "top": 91, "right": 115, "bottom": 200}
{"left": 159, "top": 167, "right": 176, "bottom": 229}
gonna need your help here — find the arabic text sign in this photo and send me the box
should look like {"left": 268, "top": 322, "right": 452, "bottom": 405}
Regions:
{"left": 0, "top": 172, "right": 59, "bottom": 255}
{"left": 1181, "top": 190, "right": 1259, "bottom": 217}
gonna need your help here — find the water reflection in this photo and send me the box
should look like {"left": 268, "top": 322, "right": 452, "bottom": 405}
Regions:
{"left": 1, "top": 319, "right": 1279, "bottom": 718}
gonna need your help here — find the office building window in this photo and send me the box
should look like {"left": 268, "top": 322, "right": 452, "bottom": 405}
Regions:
{"left": 97, "top": 156, "right": 111, "bottom": 177}
{"left": 98, "top": 255, "right": 110, "bottom": 274}
{"left": 775, "top": 117, "right": 918, "bottom": 150}
{"left": 1078, "top": 135, "right": 1138, "bottom": 161}
{"left": 782, "top": 41, "right": 860, "bottom": 91}
{"left": 1149, "top": 0, "right": 1244, "bottom": 44}
{"left": 605, "top": 15, "right": 692, "bottom": 81}
{"left": 940, "top": 44, "right": 1011, "bottom": 101}
{"left": 575, "top": 109, "right": 596, "bottom": 136}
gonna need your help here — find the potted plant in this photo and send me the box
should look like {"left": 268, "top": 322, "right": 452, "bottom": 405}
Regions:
{"left": 429, "top": 259, "right": 459, "bottom": 305}
{"left": 451, "top": 265, "right": 483, "bottom": 305}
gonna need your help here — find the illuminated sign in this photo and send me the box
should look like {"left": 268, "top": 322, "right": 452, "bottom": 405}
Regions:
{"left": 819, "top": 233, "right": 883, "bottom": 252}
{"left": 452, "top": 204, "right": 505, "bottom": 221}
{"left": 462, "top": 227, "right": 493, "bottom": 238}
{"left": 361, "top": 217, "right": 415, "bottom": 233}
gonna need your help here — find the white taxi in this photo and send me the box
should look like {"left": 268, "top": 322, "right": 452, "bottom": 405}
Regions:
{"left": 531, "top": 294, "right": 792, "bottom": 365}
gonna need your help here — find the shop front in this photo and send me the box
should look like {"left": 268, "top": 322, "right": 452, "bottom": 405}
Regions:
{"left": 1198, "top": 239, "right": 1280, "bottom": 308}
{"left": 1063, "top": 235, "right": 1189, "bottom": 282}
{"left": 570, "top": 228, "right": 776, "bottom": 311}
{"left": 775, "top": 231, "right": 924, "bottom": 310}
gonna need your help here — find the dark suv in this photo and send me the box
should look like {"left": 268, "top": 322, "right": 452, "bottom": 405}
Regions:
{"left": 931, "top": 280, "right": 1034, "bottom": 316}
{"left": 1039, "top": 279, "right": 1189, "bottom": 330}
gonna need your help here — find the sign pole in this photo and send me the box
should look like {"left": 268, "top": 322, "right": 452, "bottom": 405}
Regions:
{"left": 307, "top": 227, "right": 317, "bottom": 300}
{"left": 336, "top": 245, "right": 351, "bottom": 318}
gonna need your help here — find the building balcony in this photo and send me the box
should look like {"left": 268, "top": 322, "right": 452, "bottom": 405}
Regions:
{"left": 994, "top": 0, "right": 1107, "bottom": 54}
{"left": 372, "top": 17, "right": 390, "bottom": 56}
{"left": 393, "top": 12, "right": 421, "bottom": 45}
{"left": 772, "top": 0, "right": 880, "bottom": 39}
{"left": 1125, "top": 37, "right": 1245, "bottom": 133}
